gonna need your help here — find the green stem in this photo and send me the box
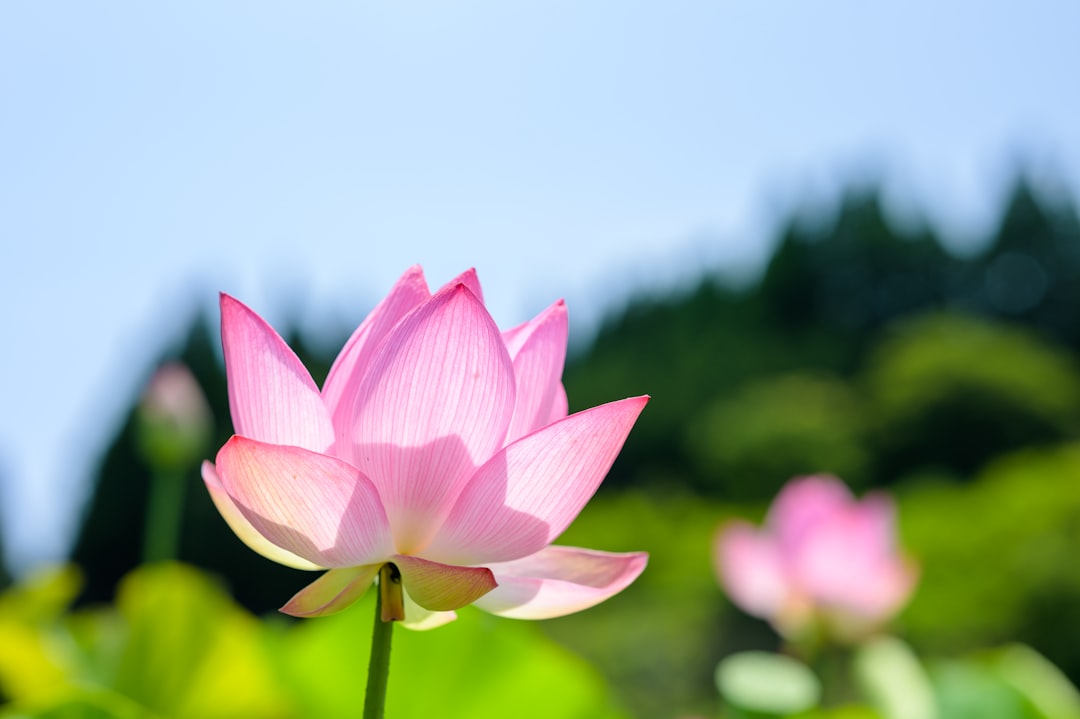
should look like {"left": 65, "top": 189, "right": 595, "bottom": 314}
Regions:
{"left": 364, "top": 564, "right": 398, "bottom": 719}
{"left": 142, "top": 469, "right": 185, "bottom": 563}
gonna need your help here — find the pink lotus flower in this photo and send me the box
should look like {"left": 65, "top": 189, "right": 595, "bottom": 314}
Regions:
{"left": 138, "top": 362, "right": 213, "bottom": 469}
{"left": 202, "top": 266, "right": 648, "bottom": 628}
{"left": 714, "top": 475, "right": 917, "bottom": 639}
{"left": 141, "top": 362, "right": 213, "bottom": 434}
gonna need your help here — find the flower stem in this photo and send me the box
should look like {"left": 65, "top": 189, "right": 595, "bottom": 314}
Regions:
{"left": 364, "top": 564, "right": 399, "bottom": 719}
{"left": 142, "top": 469, "right": 185, "bottom": 563}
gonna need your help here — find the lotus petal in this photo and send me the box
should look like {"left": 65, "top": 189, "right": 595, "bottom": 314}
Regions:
{"left": 323, "top": 265, "right": 431, "bottom": 421}
{"left": 393, "top": 554, "right": 497, "bottom": 611}
{"left": 474, "top": 546, "right": 647, "bottom": 619}
{"left": 345, "top": 284, "right": 516, "bottom": 553}
{"left": 442, "top": 267, "right": 484, "bottom": 305}
{"left": 280, "top": 564, "right": 381, "bottom": 617}
{"left": 201, "top": 461, "right": 322, "bottom": 571}
{"left": 427, "top": 396, "right": 648, "bottom": 564}
{"left": 714, "top": 521, "right": 792, "bottom": 620}
{"left": 547, "top": 382, "right": 569, "bottom": 425}
{"left": 793, "top": 497, "right": 915, "bottom": 616}
{"left": 767, "top": 475, "right": 852, "bottom": 549}
{"left": 503, "top": 300, "right": 568, "bottom": 443}
{"left": 215, "top": 436, "right": 394, "bottom": 568}
{"left": 219, "top": 294, "right": 335, "bottom": 452}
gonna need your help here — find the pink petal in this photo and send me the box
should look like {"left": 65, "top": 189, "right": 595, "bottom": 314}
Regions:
{"left": 201, "top": 461, "right": 322, "bottom": 571}
{"left": 857, "top": 492, "right": 903, "bottom": 553}
{"left": 502, "top": 300, "right": 569, "bottom": 443}
{"left": 473, "top": 546, "right": 647, "bottom": 619}
{"left": 280, "top": 564, "right": 381, "bottom": 617}
{"left": 500, "top": 322, "right": 529, "bottom": 351}
{"left": 714, "top": 521, "right": 793, "bottom": 620}
{"left": 344, "top": 284, "right": 516, "bottom": 554}
{"left": 547, "top": 383, "right": 569, "bottom": 425}
{"left": 792, "top": 501, "right": 915, "bottom": 619}
{"left": 440, "top": 267, "right": 485, "bottom": 305}
{"left": 219, "top": 294, "right": 335, "bottom": 452}
{"left": 215, "top": 436, "right": 394, "bottom": 568}
{"left": 831, "top": 558, "right": 918, "bottom": 620}
{"left": 768, "top": 475, "right": 853, "bottom": 551}
{"left": 426, "top": 396, "right": 648, "bottom": 564}
{"left": 322, "top": 266, "right": 431, "bottom": 423}
{"left": 393, "top": 554, "right": 496, "bottom": 612}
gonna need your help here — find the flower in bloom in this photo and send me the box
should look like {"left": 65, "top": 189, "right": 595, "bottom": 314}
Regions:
{"left": 714, "top": 475, "right": 917, "bottom": 640}
{"left": 202, "top": 266, "right": 648, "bottom": 628}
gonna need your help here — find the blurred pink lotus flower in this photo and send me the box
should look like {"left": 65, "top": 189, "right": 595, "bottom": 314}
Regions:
{"left": 202, "top": 266, "right": 648, "bottom": 628}
{"left": 137, "top": 362, "right": 213, "bottom": 469}
{"left": 714, "top": 475, "right": 917, "bottom": 639}
{"left": 141, "top": 362, "right": 213, "bottom": 431}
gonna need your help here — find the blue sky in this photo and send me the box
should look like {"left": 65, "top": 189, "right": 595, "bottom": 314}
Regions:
{"left": 2, "top": 1, "right": 1079, "bottom": 573}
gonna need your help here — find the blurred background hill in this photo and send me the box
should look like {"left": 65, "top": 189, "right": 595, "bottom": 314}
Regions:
{"left": 568, "top": 175, "right": 1080, "bottom": 496}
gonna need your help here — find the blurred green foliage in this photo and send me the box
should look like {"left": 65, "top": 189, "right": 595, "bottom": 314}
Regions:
{"left": 862, "top": 313, "right": 1080, "bottom": 478}
{"left": 0, "top": 563, "right": 628, "bottom": 719}
{"left": 900, "top": 444, "right": 1080, "bottom": 665}
{"left": 687, "top": 373, "right": 870, "bottom": 497}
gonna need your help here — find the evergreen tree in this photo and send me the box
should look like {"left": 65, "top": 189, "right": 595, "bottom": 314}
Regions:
{"left": 976, "top": 176, "right": 1080, "bottom": 346}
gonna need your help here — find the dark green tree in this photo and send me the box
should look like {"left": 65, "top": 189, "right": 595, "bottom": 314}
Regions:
{"left": 0, "top": 468, "right": 10, "bottom": 591}
{"left": 861, "top": 312, "right": 1080, "bottom": 480}
{"left": 759, "top": 187, "right": 953, "bottom": 356}
{"left": 974, "top": 176, "right": 1080, "bottom": 346}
